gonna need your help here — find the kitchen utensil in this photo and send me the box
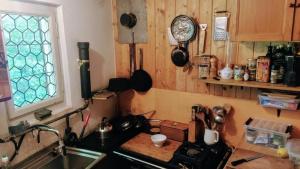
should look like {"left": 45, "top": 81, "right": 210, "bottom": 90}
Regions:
{"left": 129, "top": 32, "right": 136, "bottom": 76}
{"left": 204, "top": 129, "right": 219, "bottom": 145}
{"left": 107, "top": 78, "right": 131, "bottom": 92}
{"left": 171, "top": 15, "right": 197, "bottom": 43}
{"left": 63, "top": 116, "right": 78, "bottom": 146}
{"left": 151, "top": 134, "right": 167, "bottom": 147}
{"left": 160, "top": 120, "right": 188, "bottom": 142}
{"left": 130, "top": 48, "right": 152, "bottom": 92}
{"left": 171, "top": 43, "right": 189, "bottom": 67}
{"left": 99, "top": 117, "right": 113, "bottom": 139}
{"left": 167, "top": 27, "right": 178, "bottom": 46}
{"left": 231, "top": 154, "right": 265, "bottom": 166}
{"left": 79, "top": 111, "right": 92, "bottom": 140}
{"left": 120, "top": 13, "right": 137, "bottom": 28}
{"left": 199, "top": 24, "right": 207, "bottom": 53}
{"left": 204, "top": 108, "right": 212, "bottom": 129}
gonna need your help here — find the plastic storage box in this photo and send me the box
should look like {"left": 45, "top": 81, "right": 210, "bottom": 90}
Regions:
{"left": 258, "top": 94, "right": 300, "bottom": 110}
{"left": 244, "top": 118, "right": 292, "bottom": 149}
{"left": 286, "top": 139, "right": 300, "bottom": 169}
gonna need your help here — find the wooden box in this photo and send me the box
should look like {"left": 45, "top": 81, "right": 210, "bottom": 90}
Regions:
{"left": 160, "top": 120, "right": 189, "bottom": 142}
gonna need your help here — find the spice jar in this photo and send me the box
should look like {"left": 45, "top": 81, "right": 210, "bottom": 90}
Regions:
{"left": 234, "top": 65, "right": 245, "bottom": 81}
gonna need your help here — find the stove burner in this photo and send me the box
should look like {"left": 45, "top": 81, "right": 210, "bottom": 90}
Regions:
{"left": 170, "top": 140, "right": 232, "bottom": 169}
{"left": 186, "top": 148, "right": 201, "bottom": 157}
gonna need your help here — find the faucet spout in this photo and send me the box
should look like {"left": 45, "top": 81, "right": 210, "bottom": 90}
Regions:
{"left": 30, "top": 124, "right": 66, "bottom": 156}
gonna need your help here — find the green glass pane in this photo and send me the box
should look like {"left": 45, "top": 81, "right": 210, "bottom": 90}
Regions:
{"left": 26, "top": 54, "right": 38, "bottom": 67}
{"left": 17, "top": 78, "right": 29, "bottom": 93}
{"left": 28, "top": 17, "right": 39, "bottom": 32}
{"left": 6, "top": 45, "right": 18, "bottom": 57}
{"left": 29, "top": 76, "right": 40, "bottom": 90}
{"left": 19, "top": 45, "right": 30, "bottom": 56}
{"left": 21, "top": 65, "right": 33, "bottom": 78}
{"left": 1, "top": 14, "right": 14, "bottom": 32}
{"left": 36, "top": 86, "right": 47, "bottom": 99}
{"left": 25, "top": 89, "right": 36, "bottom": 103}
{"left": 9, "top": 67, "right": 21, "bottom": 79}
{"left": 13, "top": 91, "right": 25, "bottom": 107}
{"left": 23, "top": 30, "right": 35, "bottom": 44}
{"left": 30, "top": 44, "right": 42, "bottom": 55}
{"left": 14, "top": 54, "right": 26, "bottom": 68}
{"left": 33, "top": 64, "right": 44, "bottom": 74}
{"left": 10, "top": 30, "right": 22, "bottom": 44}
{"left": 15, "top": 16, "right": 27, "bottom": 32}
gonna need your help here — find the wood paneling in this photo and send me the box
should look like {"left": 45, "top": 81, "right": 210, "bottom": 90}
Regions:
{"left": 113, "top": 0, "right": 292, "bottom": 98}
{"left": 235, "top": 0, "right": 295, "bottom": 41}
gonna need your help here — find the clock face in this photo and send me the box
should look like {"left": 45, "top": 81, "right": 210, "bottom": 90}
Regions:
{"left": 171, "top": 15, "right": 196, "bottom": 42}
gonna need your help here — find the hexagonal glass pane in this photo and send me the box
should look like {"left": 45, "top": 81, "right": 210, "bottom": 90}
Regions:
{"left": 14, "top": 54, "right": 26, "bottom": 68}
{"left": 13, "top": 91, "right": 25, "bottom": 107}
{"left": 27, "top": 17, "right": 39, "bottom": 32}
{"left": 9, "top": 67, "right": 21, "bottom": 79}
{"left": 23, "top": 30, "right": 35, "bottom": 44}
{"left": 17, "top": 78, "right": 29, "bottom": 93}
{"left": 15, "top": 16, "right": 28, "bottom": 32}
{"left": 29, "top": 76, "right": 40, "bottom": 90}
{"left": 2, "top": 15, "right": 14, "bottom": 32}
{"left": 18, "top": 45, "right": 30, "bottom": 56}
{"left": 36, "top": 86, "right": 47, "bottom": 99}
{"left": 30, "top": 44, "right": 42, "bottom": 55}
{"left": 6, "top": 45, "right": 18, "bottom": 58}
{"left": 40, "top": 18, "right": 49, "bottom": 33}
{"left": 25, "top": 89, "right": 36, "bottom": 103}
{"left": 26, "top": 54, "right": 38, "bottom": 67}
{"left": 10, "top": 29, "right": 23, "bottom": 44}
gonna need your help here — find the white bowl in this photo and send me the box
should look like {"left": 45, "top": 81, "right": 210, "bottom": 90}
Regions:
{"left": 151, "top": 134, "right": 167, "bottom": 147}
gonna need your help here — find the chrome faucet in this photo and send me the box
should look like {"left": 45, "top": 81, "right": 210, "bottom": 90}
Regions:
{"left": 30, "top": 124, "right": 66, "bottom": 156}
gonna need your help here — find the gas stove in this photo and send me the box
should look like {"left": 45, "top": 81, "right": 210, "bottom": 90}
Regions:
{"left": 170, "top": 139, "right": 232, "bottom": 169}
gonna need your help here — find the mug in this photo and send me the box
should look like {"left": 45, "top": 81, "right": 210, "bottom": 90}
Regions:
{"left": 204, "top": 129, "right": 219, "bottom": 145}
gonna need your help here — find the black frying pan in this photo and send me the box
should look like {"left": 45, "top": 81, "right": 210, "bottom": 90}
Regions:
{"left": 131, "top": 49, "right": 152, "bottom": 92}
{"left": 171, "top": 43, "right": 189, "bottom": 67}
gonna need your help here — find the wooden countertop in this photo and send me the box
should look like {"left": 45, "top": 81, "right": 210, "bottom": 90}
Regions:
{"left": 224, "top": 135, "right": 294, "bottom": 169}
{"left": 121, "top": 133, "right": 182, "bottom": 162}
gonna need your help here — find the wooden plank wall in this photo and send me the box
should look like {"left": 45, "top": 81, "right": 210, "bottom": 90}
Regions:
{"left": 112, "top": 0, "right": 276, "bottom": 99}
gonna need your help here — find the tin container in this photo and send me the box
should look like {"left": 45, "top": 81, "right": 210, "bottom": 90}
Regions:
{"left": 234, "top": 65, "right": 245, "bottom": 81}
{"left": 247, "top": 58, "right": 257, "bottom": 70}
{"left": 256, "top": 56, "right": 270, "bottom": 83}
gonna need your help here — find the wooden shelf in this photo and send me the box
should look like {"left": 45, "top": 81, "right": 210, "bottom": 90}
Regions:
{"left": 196, "top": 78, "right": 300, "bottom": 92}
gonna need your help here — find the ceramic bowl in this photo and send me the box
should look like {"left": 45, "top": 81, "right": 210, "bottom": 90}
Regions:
{"left": 151, "top": 134, "right": 167, "bottom": 147}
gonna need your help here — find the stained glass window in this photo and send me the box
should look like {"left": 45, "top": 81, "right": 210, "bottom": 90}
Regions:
{"left": 1, "top": 13, "right": 57, "bottom": 108}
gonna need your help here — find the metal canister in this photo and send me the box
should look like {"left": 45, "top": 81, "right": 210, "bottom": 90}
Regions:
{"left": 247, "top": 58, "right": 257, "bottom": 81}
{"left": 234, "top": 65, "right": 245, "bottom": 81}
{"left": 247, "top": 58, "right": 257, "bottom": 70}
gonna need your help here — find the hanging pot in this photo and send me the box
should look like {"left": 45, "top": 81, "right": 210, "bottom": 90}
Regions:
{"left": 171, "top": 42, "right": 189, "bottom": 67}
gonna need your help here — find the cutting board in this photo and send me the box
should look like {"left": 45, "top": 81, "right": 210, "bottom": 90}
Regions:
{"left": 121, "top": 133, "right": 182, "bottom": 162}
{"left": 225, "top": 148, "right": 294, "bottom": 169}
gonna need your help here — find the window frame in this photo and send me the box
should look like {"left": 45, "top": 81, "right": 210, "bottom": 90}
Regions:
{"left": 0, "top": 2, "right": 64, "bottom": 119}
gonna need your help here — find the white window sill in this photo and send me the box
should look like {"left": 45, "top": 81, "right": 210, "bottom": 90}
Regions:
{"left": 8, "top": 103, "right": 74, "bottom": 127}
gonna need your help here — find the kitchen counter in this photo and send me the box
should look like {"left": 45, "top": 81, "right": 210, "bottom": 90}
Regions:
{"left": 224, "top": 136, "right": 294, "bottom": 169}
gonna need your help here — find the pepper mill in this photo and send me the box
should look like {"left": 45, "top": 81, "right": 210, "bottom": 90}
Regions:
{"left": 210, "top": 57, "right": 217, "bottom": 78}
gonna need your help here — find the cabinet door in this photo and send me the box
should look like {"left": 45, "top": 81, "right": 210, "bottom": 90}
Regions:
{"left": 236, "top": 0, "right": 295, "bottom": 41}
{"left": 292, "top": 0, "right": 300, "bottom": 40}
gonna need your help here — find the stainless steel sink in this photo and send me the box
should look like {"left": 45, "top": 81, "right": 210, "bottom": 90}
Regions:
{"left": 14, "top": 146, "right": 106, "bottom": 169}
